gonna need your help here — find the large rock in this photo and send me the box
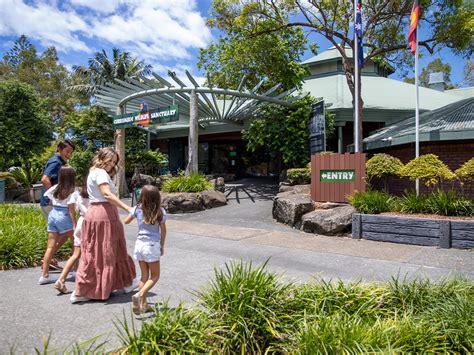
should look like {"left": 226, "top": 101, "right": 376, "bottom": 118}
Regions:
{"left": 301, "top": 205, "right": 356, "bottom": 235}
{"left": 161, "top": 192, "right": 204, "bottom": 213}
{"left": 278, "top": 184, "right": 311, "bottom": 195}
{"left": 273, "top": 193, "right": 315, "bottom": 227}
{"left": 201, "top": 190, "right": 227, "bottom": 208}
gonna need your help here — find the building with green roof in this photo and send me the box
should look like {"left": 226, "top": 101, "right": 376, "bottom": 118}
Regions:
{"left": 301, "top": 45, "right": 471, "bottom": 152}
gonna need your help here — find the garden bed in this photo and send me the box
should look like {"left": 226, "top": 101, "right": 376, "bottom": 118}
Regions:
{"left": 352, "top": 213, "right": 474, "bottom": 249}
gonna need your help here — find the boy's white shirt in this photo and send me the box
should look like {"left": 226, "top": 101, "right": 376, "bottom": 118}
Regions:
{"left": 44, "top": 185, "right": 76, "bottom": 207}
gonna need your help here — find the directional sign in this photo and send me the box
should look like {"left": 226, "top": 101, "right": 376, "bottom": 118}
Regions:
{"left": 320, "top": 169, "right": 356, "bottom": 182}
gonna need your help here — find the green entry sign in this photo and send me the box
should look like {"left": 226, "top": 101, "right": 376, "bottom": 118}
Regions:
{"left": 113, "top": 104, "right": 179, "bottom": 129}
{"left": 320, "top": 169, "right": 356, "bottom": 182}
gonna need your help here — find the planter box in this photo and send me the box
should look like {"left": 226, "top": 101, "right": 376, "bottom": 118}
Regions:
{"left": 352, "top": 213, "right": 474, "bottom": 249}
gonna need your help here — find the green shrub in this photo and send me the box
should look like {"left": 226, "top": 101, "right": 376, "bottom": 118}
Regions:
{"left": 0, "top": 172, "right": 18, "bottom": 189}
{"left": 0, "top": 204, "right": 71, "bottom": 269}
{"left": 9, "top": 166, "right": 42, "bottom": 188}
{"left": 126, "top": 149, "right": 168, "bottom": 174}
{"left": 399, "top": 154, "right": 456, "bottom": 186}
{"left": 396, "top": 191, "right": 429, "bottom": 214}
{"left": 366, "top": 153, "right": 404, "bottom": 191}
{"left": 455, "top": 158, "right": 474, "bottom": 181}
{"left": 348, "top": 190, "right": 394, "bottom": 214}
{"left": 287, "top": 167, "right": 311, "bottom": 185}
{"left": 425, "top": 190, "right": 473, "bottom": 216}
{"left": 161, "top": 174, "right": 212, "bottom": 193}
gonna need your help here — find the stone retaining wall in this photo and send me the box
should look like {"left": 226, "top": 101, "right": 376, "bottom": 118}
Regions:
{"left": 352, "top": 213, "right": 474, "bottom": 249}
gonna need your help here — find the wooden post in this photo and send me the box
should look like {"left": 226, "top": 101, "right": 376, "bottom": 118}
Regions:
{"left": 115, "top": 105, "right": 128, "bottom": 197}
{"left": 186, "top": 89, "right": 198, "bottom": 175}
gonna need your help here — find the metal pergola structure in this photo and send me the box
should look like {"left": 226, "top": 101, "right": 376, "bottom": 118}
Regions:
{"left": 95, "top": 70, "right": 298, "bottom": 133}
{"left": 95, "top": 70, "right": 299, "bottom": 196}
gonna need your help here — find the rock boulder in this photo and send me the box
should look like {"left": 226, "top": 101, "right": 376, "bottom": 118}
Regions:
{"left": 301, "top": 205, "right": 356, "bottom": 235}
{"left": 161, "top": 192, "right": 204, "bottom": 213}
{"left": 273, "top": 193, "right": 315, "bottom": 227}
{"left": 201, "top": 190, "right": 227, "bottom": 208}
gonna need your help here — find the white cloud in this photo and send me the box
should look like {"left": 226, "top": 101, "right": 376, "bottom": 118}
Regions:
{"left": 70, "top": 0, "right": 121, "bottom": 14}
{"left": 0, "top": 0, "right": 212, "bottom": 76}
{"left": 89, "top": 1, "right": 211, "bottom": 62}
{"left": 0, "top": 0, "right": 90, "bottom": 52}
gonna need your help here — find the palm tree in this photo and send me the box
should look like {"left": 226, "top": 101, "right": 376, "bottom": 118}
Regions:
{"left": 69, "top": 48, "right": 152, "bottom": 95}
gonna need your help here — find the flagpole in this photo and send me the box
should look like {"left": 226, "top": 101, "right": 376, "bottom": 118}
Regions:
{"left": 354, "top": 0, "right": 359, "bottom": 153}
{"left": 415, "top": 29, "right": 420, "bottom": 195}
{"left": 415, "top": 32, "right": 420, "bottom": 196}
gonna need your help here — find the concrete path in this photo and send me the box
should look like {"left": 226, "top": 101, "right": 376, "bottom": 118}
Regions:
{"left": 1, "top": 179, "right": 473, "bottom": 353}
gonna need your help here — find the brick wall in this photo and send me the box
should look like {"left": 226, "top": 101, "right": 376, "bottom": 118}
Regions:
{"left": 369, "top": 140, "right": 474, "bottom": 199}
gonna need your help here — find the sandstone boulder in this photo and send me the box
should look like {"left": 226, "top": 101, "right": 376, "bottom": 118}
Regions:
{"left": 273, "top": 193, "right": 315, "bottom": 227}
{"left": 201, "top": 190, "right": 227, "bottom": 208}
{"left": 301, "top": 205, "right": 356, "bottom": 235}
{"left": 161, "top": 192, "right": 204, "bottom": 213}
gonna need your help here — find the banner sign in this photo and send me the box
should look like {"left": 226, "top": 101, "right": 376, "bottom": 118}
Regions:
{"left": 320, "top": 169, "right": 355, "bottom": 182}
{"left": 309, "top": 100, "right": 325, "bottom": 154}
{"left": 112, "top": 104, "right": 179, "bottom": 129}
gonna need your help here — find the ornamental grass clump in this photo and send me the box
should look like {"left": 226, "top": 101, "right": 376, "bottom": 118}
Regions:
{"left": 399, "top": 154, "right": 456, "bottom": 187}
{"left": 425, "top": 189, "right": 473, "bottom": 216}
{"left": 195, "top": 260, "right": 292, "bottom": 353}
{"left": 117, "top": 304, "right": 211, "bottom": 353}
{"left": 161, "top": 174, "right": 212, "bottom": 193}
{"left": 0, "top": 204, "right": 71, "bottom": 269}
{"left": 348, "top": 190, "right": 394, "bottom": 214}
{"left": 115, "top": 261, "right": 473, "bottom": 353}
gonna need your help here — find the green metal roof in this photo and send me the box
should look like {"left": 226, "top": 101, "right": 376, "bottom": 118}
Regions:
{"left": 301, "top": 74, "right": 463, "bottom": 112}
{"left": 363, "top": 97, "right": 474, "bottom": 150}
{"left": 301, "top": 45, "right": 395, "bottom": 73}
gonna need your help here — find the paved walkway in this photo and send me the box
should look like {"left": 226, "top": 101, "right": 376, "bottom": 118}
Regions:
{"left": 1, "top": 178, "right": 473, "bottom": 353}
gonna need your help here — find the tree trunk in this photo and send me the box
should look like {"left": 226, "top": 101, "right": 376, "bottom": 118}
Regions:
{"left": 115, "top": 106, "right": 128, "bottom": 197}
{"left": 186, "top": 90, "right": 199, "bottom": 175}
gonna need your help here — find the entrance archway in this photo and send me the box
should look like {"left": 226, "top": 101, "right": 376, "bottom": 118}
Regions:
{"left": 96, "top": 70, "right": 297, "bottom": 196}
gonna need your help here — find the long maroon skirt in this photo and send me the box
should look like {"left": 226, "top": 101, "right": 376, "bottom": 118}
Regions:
{"left": 74, "top": 202, "right": 136, "bottom": 300}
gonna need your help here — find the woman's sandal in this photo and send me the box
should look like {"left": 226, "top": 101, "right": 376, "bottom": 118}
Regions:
{"left": 54, "top": 280, "right": 68, "bottom": 294}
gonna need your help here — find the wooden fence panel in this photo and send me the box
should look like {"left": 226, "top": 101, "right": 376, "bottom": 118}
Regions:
{"left": 311, "top": 152, "right": 366, "bottom": 202}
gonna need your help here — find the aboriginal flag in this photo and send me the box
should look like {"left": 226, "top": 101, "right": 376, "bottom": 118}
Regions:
{"left": 408, "top": 0, "right": 420, "bottom": 54}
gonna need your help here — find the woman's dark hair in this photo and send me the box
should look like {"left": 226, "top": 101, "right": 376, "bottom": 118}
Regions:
{"left": 57, "top": 139, "right": 75, "bottom": 152}
{"left": 80, "top": 173, "right": 89, "bottom": 199}
{"left": 54, "top": 166, "right": 76, "bottom": 200}
{"left": 138, "top": 185, "right": 163, "bottom": 225}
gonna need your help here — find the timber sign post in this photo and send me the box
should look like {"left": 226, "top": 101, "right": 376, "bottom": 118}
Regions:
{"left": 112, "top": 104, "right": 179, "bottom": 129}
{"left": 311, "top": 153, "right": 366, "bottom": 202}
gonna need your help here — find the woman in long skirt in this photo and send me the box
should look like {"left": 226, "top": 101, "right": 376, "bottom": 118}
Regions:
{"left": 71, "top": 147, "right": 137, "bottom": 302}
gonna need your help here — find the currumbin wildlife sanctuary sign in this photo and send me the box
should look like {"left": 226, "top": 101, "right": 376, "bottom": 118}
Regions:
{"left": 112, "top": 104, "right": 179, "bottom": 129}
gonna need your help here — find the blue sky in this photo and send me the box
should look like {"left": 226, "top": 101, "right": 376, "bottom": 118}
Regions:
{"left": 0, "top": 0, "right": 469, "bottom": 86}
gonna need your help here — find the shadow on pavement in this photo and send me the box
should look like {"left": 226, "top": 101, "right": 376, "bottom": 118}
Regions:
{"left": 225, "top": 177, "right": 279, "bottom": 203}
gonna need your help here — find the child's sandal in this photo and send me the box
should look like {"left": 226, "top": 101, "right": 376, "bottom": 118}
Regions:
{"left": 54, "top": 280, "right": 68, "bottom": 294}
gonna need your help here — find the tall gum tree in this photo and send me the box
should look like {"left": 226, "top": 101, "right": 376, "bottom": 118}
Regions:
{"left": 204, "top": 0, "right": 473, "bottom": 152}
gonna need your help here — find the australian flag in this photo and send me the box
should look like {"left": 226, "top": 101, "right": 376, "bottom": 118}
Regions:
{"left": 355, "top": 0, "right": 364, "bottom": 68}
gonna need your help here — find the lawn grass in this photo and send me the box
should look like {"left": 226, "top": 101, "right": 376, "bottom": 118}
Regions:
{"left": 117, "top": 261, "right": 474, "bottom": 353}
{"left": 0, "top": 204, "right": 72, "bottom": 270}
